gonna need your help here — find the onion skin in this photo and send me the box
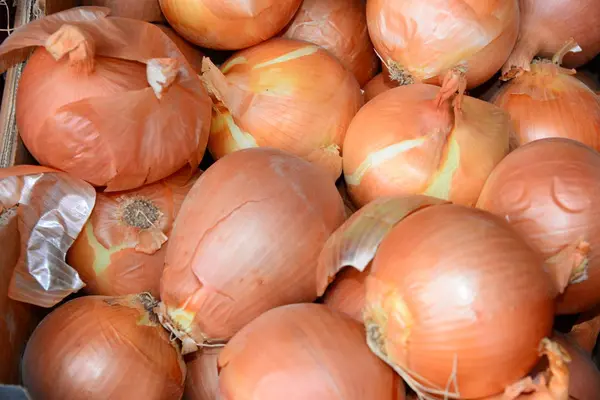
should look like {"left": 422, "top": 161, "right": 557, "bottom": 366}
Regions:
{"left": 203, "top": 38, "right": 363, "bottom": 180}
{"left": 160, "top": 148, "right": 346, "bottom": 346}
{"left": 281, "top": 0, "right": 378, "bottom": 87}
{"left": 156, "top": 25, "right": 204, "bottom": 73}
{"left": 184, "top": 348, "right": 221, "bottom": 400}
{"left": 82, "top": 0, "right": 165, "bottom": 21}
{"left": 343, "top": 84, "right": 510, "bottom": 208}
{"left": 323, "top": 265, "right": 369, "bottom": 322}
{"left": 491, "top": 62, "right": 600, "bottom": 150}
{"left": 67, "top": 169, "right": 201, "bottom": 298}
{"left": 367, "top": 0, "right": 519, "bottom": 89}
{"left": 218, "top": 303, "right": 403, "bottom": 400}
{"left": 363, "top": 72, "right": 397, "bottom": 103}
{"left": 159, "top": 0, "right": 302, "bottom": 50}
{"left": 477, "top": 138, "right": 600, "bottom": 315}
{"left": 22, "top": 294, "right": 186, "bottom": 400}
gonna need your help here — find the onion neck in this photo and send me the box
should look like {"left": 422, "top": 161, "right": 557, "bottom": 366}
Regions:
{"left": 44, "top": 24, "right": 96, "bottom": 74}
{"left": 435, "top": 65, "right": 467, "bottom": 113}
{"left": 501, "top": 36, "right": 539, "bottom": 80}
{"left": 147, "top": 58, "right": 180, "bottom": 99}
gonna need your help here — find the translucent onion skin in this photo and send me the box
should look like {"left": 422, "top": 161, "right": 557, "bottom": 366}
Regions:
{"left": 343, "top": 84, "right": 510, "bottom": 208}
{"left": 491, "top": 62, "right": 600, "bottom": 150}
{"left": 365, "top": 204, "right": 555, "bottom": 398}
{"left": 363, "top": 72, "right": 397, "bottom": 103}
{"left": 184, "top": 348, "right": 221, "bottom": 400}
{"left": 281, "top": 0, "right": 378, "bottom": 87}
{"left": 204, "top": 38, "right": 363, "bottom": 181}
{"left": 160, "top": 148, "right": 346, "bottom": 345}
{"left": 323, "top": 265, "right": 369, "bottom": 322}
{"left": 22, "top": 295, "right": 186, "bottom": 400}
{"left": 67, "top": 169, "right": 201, "bottom": 298}
{"left": 477, "top": 139, "right": 600, "bottom": 315}
{"left": 367, "top": 0, "right": 519, "bottom": 89}
{"left": 159, "top": 0, "right": 302, "bottom": 50}
{"left": 218, "top": 303, "right": 404, "bottom": 400}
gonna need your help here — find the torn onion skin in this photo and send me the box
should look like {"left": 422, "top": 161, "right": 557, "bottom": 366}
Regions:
{"left": 281, "top": 0, "right": 378, "bottom": 87}
{"left": 67, "top": 169, "right": 201, "bottom": 298}
{"left": 155, "top": 25, "right": 204, "bottom": 73}
{"left": 477, "top": 138, "right": 600, "bottom": 315}
{"left": 343, "top": 84, "right": 510, "bottom": 208}
{"left": 363, "top": 72, "right": 397, "bottom": 103}
{"left": 218, "top": 303, "right": 404, "bottom": 400}
{"left": 323, "top": 265, "right": 369, "bottom": 322}
{"left": 202, "top": 38, "right": 363, "bottom": 181}
{"left": 22, "top": 294, "right": 186, "bottom": 400}
{"left": 184, "top": 348, "right": 221, "bottom": 400}
{"left": 159, "top": 0, "right": 302, "bottom": 50}
{"left": 160, "top": 148, "right": 346, "bottom": 347}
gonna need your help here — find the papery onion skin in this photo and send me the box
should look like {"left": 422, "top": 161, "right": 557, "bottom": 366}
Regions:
{"left": 491, "top": 62, "right": 600, "bottom": 150}
{"left": 82, "top": 0, "right": 165, "bottom": 21}
{"left": 218, "top": 303, "right": 403, "bottom": 400}
{"left": 366, "top": 204, "right": 555, "bottom": 398}
{"left": 366, "top": 0, "right": 519, "bottom": 89}
{"left": 67, "top": 169, "right": 201, "bottom": 298}
{"left": 281, "top": 0, "right": 378, "bottom": 87}
{"left": 204, "top": 38, "right": 363, "bottom": 180}
{"left": 323, "top": 265, "right": 369, "bottom": 322}
{"left": 184, "top": 348, "right": 221, "bottom": 400}
{"left": 343, "top": 84, "right": 510, "bottom": 208}
{"left": 159, "top": 0, "right": 302, "bottom": 50}
{"left": 156, "top": 25, "right": 204, "bottom": 73}
{"left": 477, "top": 138, "right": 600, "bottom": 315}
{"left": 363, "top": 72, "right": 396, "bottom": 103}
{"left": 22, "top": 294, "right": 185, "bottom": 400}
{"left": 160, "top": 148, "right": 346, "bottom": 344}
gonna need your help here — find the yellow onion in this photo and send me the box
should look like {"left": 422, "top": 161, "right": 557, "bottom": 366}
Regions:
{"left": 567, "top": 311, "right": 600, "bottom": 354}
{"left": 156, "top": 25, "right": 204, "bottom": 73}
{"left": 477, "top": 138, "right": 600, "bottom": 315}
{"left": 218, "top": 303, "right": 404, "bottom": 399}
{"left": 323, "top": 264, "right": 369, "bottom": 322}
{"left": 281, "top": 0, "right": 378, "bottom": 86}
{"left": 343, "top": 84, "right": 510, "bottom": 208}
{"left": 67, "top": 169, "right": 201, "bottom": 298}
{"left": 201, "top": 38, "right": 363, "bottom": 180}
{"left": 159, "top": 148, "right": 346, "bottom": 352}
{"left": 184, "top": 348, "right": 221, "bottom": 400}
{"left": 82, "top": 0, "right": 164, "bottom": 21}
{"left": 367, "top": 0, "right": 519, "bottom": 97}
{"left": 318, "top": 197, "right": 557, "bottom": 399}
{"left": 22, "top": 294, "right": 186, "bottom": 400}
{"left": 363, "top": 72, "right": 397, "bottom": 103}
{"left": 0, "top": 7, "right": 211, "bottom": 191}
{"left": 159, "top": 0, "right": 302, "bottom": 50}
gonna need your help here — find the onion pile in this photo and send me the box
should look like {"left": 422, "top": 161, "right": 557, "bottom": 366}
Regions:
{"left": 82, "top": 0, "right": 165, "bottom": 22}
{"left": 281, "top": 0, "right": 378, "bottom": 87}
{"left": 477, "top": 138, "right": 600, "bottom": 315}
{"left": 343, "top": 84, "right": 510, "bottom": 208}
{"left": 202, "top": 38, "right": 363, "bottom": 180}
{"left": 218, "top": 303, "right": 403, "bottom": 399}
{"left": 159, "top": 0, "right": 302, "bottom": 50}
{"left": 67, "top": 169, "right": 201, "bottom": 297}
{"left": 22, "top": 294, "right": 185, "bottom": 400}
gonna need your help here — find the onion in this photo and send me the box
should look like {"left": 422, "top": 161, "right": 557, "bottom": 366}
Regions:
{"left": 363, "top": 72, "right": 396, "bottom": 103}
{"left": 281, "top": 0, "right": 378, "bottom": 87}
{"left": 491, "top": 42, "right": 600, "bottom": 150}
{"left": 22, "top": 294, "right": 186, "bottom": 400}
{"left": 323, "top": 264, "right": 369, "bottom": 322}
{"left": 318, "top": 196, "right": 557, "bottom": 399}
{"left": 184, "top": 348, "right": 221, "bottom": 400}
{"left": 477, "top": 138, "right": 600, "bottom": 315}
{"left": 367, "top": 0, "right": 519, "bottom": 99}
{"left": 343, "top": 84, "right": 510, "bottom": 208}
{"left": 156, "top": 25, "right": 204, "bottom": 73}
{"left": 82, "top": 0, "right": 164, "bottom": 22}
{"left": 201, "top": 38, "right": 363, "bottom": 180}
{"left": 159, "top": 0, "right": 302, "bottom": 50}
{"left": 218, "top": 303, "right": 404, "bottom": 399}
{"left": 67, "top": 168, "right": 201, "bottom": 298}
{"left": 568, "top": 312, "right": 600, "bottom": 354}
{"left": 0, "top": 7, "right": 211, "bottom": 191}
{"left": 159, "top": 148, "right": 346, "bottom": 353}
{"left": 502, "top": 0, "right": 600, "bottom": 75}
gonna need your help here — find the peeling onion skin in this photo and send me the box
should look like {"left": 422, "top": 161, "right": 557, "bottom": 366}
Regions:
{"left": 156, "top": 25, "right": 204, "bottom": 74}
{"left": 22, "top": 295, "right": 186, "bottom": 400}
{"left": 323, "top": 265, "right": 369, "bottom": 322}
{"left": 477, "top": 138, "right": 600, "bottom": 315}
{"left": 363, "top": 72, "right": 397, "bottom": 103}
{"left": 491, "top": 62, "right": 600, "bottom": 151}
{"left": 159, "top": 0, "right": 302, "bottom": 50}
{"left": 343, "top": 84, "right": 510, "bottom": 208}
{"left": 184, "top": 348, "right": 221, "bottom": 400}
{"left": 281, "top": 0, "right": 378, "bottom": 87}
{"left": 366, "top": 204, "right": 555, "bottom": 398}
{"left": 160, "top": 148, "right": 346, "bottom": 343}
{"left": 218, "top": 303, "right": 404, "bottom": 400}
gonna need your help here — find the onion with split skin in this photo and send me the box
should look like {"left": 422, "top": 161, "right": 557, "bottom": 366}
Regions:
{"left": 218, "top": 303, "right": 404, "bottom": 399}
{"left": 201, "top": 38, "right": 363, "bottom": 181}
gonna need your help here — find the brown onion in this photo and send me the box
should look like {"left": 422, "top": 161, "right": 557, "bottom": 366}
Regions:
{"left": 202, "top": 38, "right": 363, "bottom": 180}
{"left": 323, "top": 265, "right": 369, "bottom": 322}
{"left": 156, "top": 25, "right": 204, "bottom": 73}
{"left": 477, "top": 138, "right": 600, "bottom": 315}
{"left": 363, "top": 72, "right": 396, "bottom": 103}
{"left": 0, "top": 7, "right": 211, "bottom": 191}
{"left": 568, "top": 312, "right": 600, "bottom": 354}
{"left": 281, "top": 0, "right": 378, "bottom": 87}
{"left": 218, "top": 303, "right": 403, "bottom": 399}
{"left": 159, "top": 0, "right": 302, "bottom": 50}
{"left": 185, "top": 348, "right": 221, "bottom": 400}
{"left": 343, "top": 84, "right": 510, "bottom": 208}
{"left": 82, "top": 0, "right": 164, "bottom": 21}
{"left": 67, "top": 169, "right": 201, "bottom": 298}
{"left": 159, "top": 148, "right": 345, "bottom": 352}
{"left": 22, "top": 294, "right": 186, "bottom": 400}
